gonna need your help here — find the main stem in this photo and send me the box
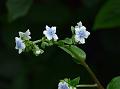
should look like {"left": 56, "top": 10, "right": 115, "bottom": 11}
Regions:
{"left": 81, "top": 62, "right": 105, "bottom": 89}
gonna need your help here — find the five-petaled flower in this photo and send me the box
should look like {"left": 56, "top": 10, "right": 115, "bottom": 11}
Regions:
{"left": 58, "top": 82, "right": 69, "bottom": 89}
{"left": 74, "top": 21, "right": 90, "bottom": 44}
{"left": 19, "top": 29, "right": 31, "bottom": 40}
{"left": 15, "top": 37, "right": 25, "bottom": 54}
{"left": 43, "top": 25, "right": 58, "bottom": 41}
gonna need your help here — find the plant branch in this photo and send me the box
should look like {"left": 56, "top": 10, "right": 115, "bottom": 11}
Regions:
{"left": 81, "top": 62, "right": 105, "bottom": 89}
{"left": 76, "top": 84, "right": 97, "bottom": 88}
{"left": 33, "top": 40, "right": 42, "bottom": 44}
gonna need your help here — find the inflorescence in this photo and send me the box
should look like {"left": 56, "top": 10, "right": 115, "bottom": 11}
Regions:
{"left": 15, "top": 21, "right": 90, "bottom": 56}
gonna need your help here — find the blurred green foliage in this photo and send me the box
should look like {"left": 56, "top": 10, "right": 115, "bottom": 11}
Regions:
{"left": 7, "top": 0, "right": 32, "bottom": 22}
{"left": 93, "top": 0, "right": 120, "bottom": 29}
{"left": 0, "top": 0, "right": 120, "bottom": 89}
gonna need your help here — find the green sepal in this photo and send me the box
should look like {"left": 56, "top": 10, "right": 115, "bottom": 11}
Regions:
{"left": 70, "top": 77, "right": 80, "bottom": 87}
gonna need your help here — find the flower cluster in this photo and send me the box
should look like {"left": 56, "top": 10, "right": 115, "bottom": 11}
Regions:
{"left": 15, "top": 29, "right": 43, "bottom": 55}
{"left": 15, "top": 25, "right": 59, "bottom": 55}
{"left": 15, "top": 21, "right": 90, "bottom": 55}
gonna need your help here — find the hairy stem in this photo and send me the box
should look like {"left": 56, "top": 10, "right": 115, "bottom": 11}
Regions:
{"left": 82, "top": 62, "right": 105, "bottom": 89}
{"left": 33, "top": 40, "right": 42, "bottom": 44}
{"left": 76, "top": 84, "right": 97, "bottom": 88}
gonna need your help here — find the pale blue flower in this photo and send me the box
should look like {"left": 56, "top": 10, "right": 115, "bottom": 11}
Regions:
{"left": 43, "top": 25, "right": 58, "bottom": 41}
{"left": 15, "top": 37, "right": 25, "bottom": 54}
{"left": 75, "top": 22, "right": 90, "bottom": 44}
{"left": 58, "top": 82, "right": 69, "bottom": 89}
{"left": 19, "top": 29, "right": 31, "bottom": 40}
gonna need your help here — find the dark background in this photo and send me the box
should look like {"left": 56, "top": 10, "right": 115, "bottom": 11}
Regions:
{"left": 0, "top": 0, "right": 120, "bottom": 89}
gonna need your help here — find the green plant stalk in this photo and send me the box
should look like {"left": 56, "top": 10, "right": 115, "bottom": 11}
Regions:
{"left": 33, "top": 40, "right": 42, "bottom": 44}
{"left": 81, "top": 61, "right": 105, "bottom": 89}
{"left": 76, "top": 84, "right": 97, "bottom": 87}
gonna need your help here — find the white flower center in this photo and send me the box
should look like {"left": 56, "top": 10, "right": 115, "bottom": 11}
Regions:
{"left": 48, "top": 29, "right": 54, "bottom": 36}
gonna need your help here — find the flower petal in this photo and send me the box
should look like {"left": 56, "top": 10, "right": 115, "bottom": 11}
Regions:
{"left": 53, "top": 34, "right": 58, "bottom": 41}
{"left": 58, "top": 82, "right": 69, "bottom": 89}
{"left": 79, "top": 26, "right": 86, "bottom": 31}
{"left": 51, "top": 26, "right": 56, "bottom": 33}
{"left": 18, "top": 49, "right": 22, "bottom": 54}
{"left": 47, "top": 35, "right": 52, "bottom": 40}
{"left": 43, "top": 30, "right": 52, "bottom": 40}
{"left": 77, "top": 21, "right": 82, "bottom": 27}
{"left": 79, "top": 38, "right": 85, "bottom": 44}
{"left": 46, "top": 25, "right": 50, "bottom": 30}
{"left": 25, "top": 29, "right": 31, "bottom": 36}
{"left": 85, "top": 31, "right": 90, "bottom": 38}
{"left": 15, "top": 37, "right": 25, "bottom": 54}
{"left": 15, "top": 37, "right": 19, "bottom": 41}
{"left": 19, "top": 32, "right": 24, "bottom": 38}
{"left": 28, "top": 36, "right": 31, "bottom": 39}
{"left": 43, "top": 30, "right": 47, "bottom": 35}
{"left": 75, "top": 27, "right": 80, "bottom": 34}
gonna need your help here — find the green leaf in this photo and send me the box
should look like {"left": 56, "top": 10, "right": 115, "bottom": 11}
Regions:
{"left": 59, "top": 45, "right": 86, "bottom": 64}
{"left": 107, "top": 76, "right": 120, "bottom": 89}
{"left": 70, "top": 77, "right": 80, "bottom": 87}
{"left": 7, "top": 0, "right": 32, "bottom": 22}
{"left": 93, "top": 0, "right": 120, "bottom": 30}
{"left": 62, "top": 38, "right": 73, "bottom": 45}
